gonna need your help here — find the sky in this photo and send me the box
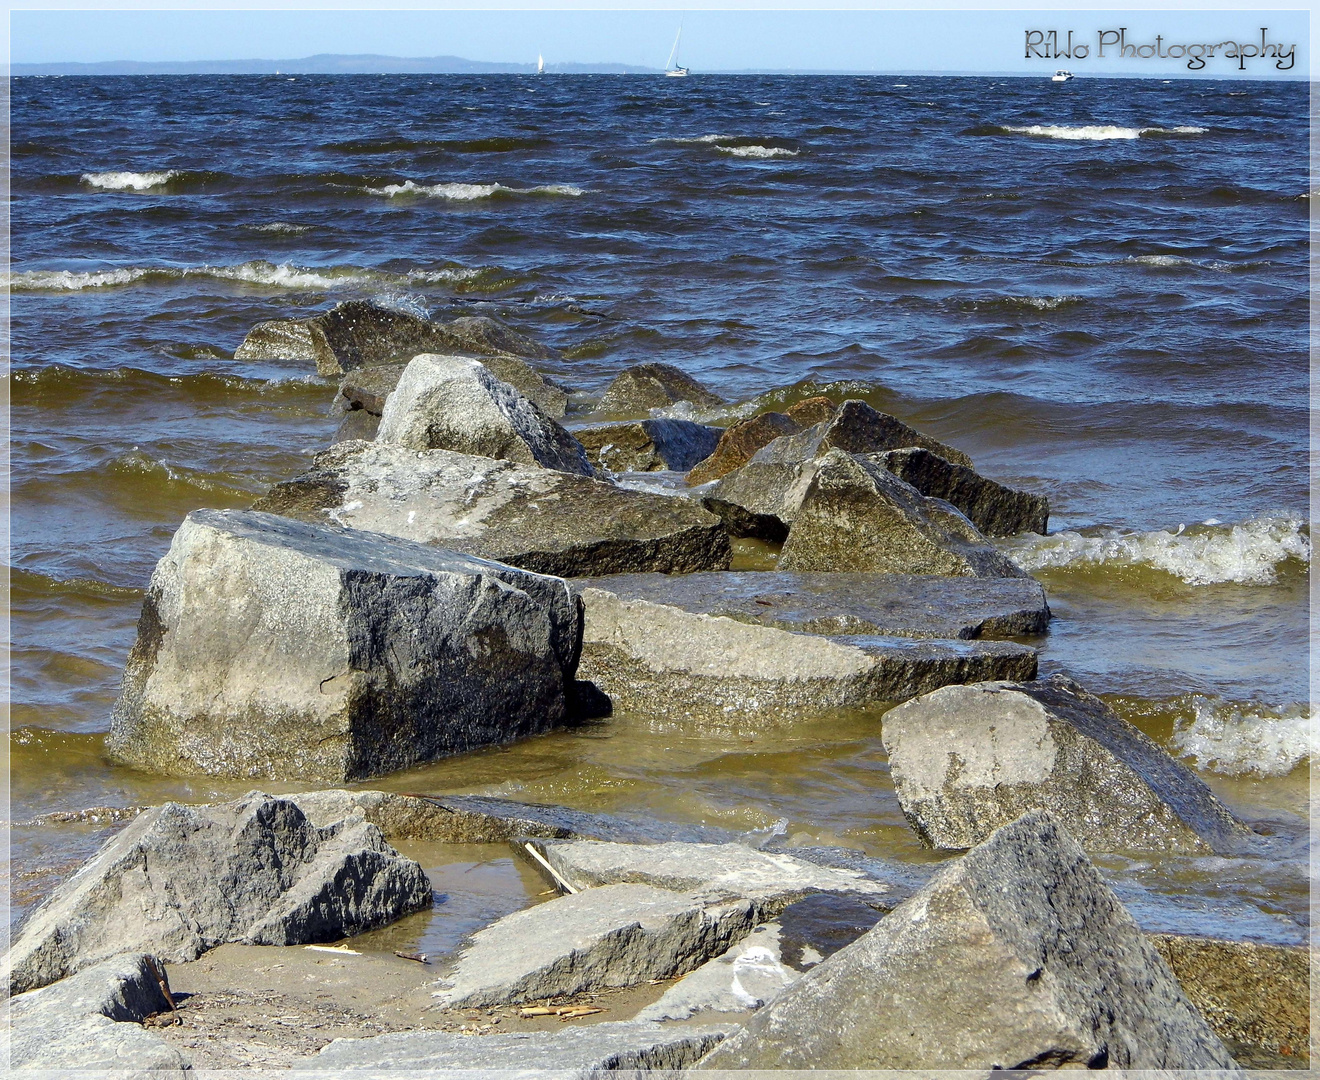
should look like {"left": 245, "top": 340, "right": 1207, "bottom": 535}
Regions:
{"left": 9, "top": 6, "right": 1310, "bottom": 77}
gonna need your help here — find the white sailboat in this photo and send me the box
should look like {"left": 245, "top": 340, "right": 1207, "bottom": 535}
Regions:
{"left": 537, "top": 54, "right": 545, "bottom": 74}
{"left": 665, "top": 25, "right": 689, "bottom": 77}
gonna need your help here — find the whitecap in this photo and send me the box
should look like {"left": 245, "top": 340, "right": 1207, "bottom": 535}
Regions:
{"left": 366, "top": 180, "right": 585, "bottom": 200}
{"left": 999, "top": 124, "right": 1207, "bottom": 141}
{"left": 7, "top": 267, "right": 156, "bottom": 290}
{"left": 81, "top": 169, "right": 179, "bottom": 191}
{"left": 650, "top": 133, "right": 733, "bottom": 145}
{"left": 1172, "top": 698, "right": 1317, "bottom": 776}
{"left": 248, "top": 221, "right": 313, "bottom": 234}
{"left": 1003, "top": 515, "right": 1310, "bottom": 586}
{"left": 718, "top": 145, "right": 799, "bottom": 159}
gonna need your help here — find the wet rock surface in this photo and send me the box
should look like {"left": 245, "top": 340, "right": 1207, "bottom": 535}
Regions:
{"left": 698, "top": 811, "right": 1239, "bottom": 1070}
{"left": 596, "top": 362, "right": 724, "bottom": 415}
{"left": 575, "top": 418, "right": 722, "bottom": 474}
{"left": 6, "top": 792, "right": 431, "bottom": 994}
{"left": 882, "top": 674, "right": 1257, "bottom": 855}
{"left": 635, "top": 923, "right": 798, "bottom": 1021}
{"left": 254, "top": 442, "right": 732, "bottom": 577}
{"left": 686, "top": 410, "right": 801, "bottom": 485}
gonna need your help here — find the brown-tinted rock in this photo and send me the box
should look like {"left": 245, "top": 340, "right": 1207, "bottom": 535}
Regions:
{"left": 597, "top": 363, "right": 724, "bottom": 416}
{"left": 785, "top": 395, "right": 836, "bottom": 427}
{"left": 687, "top": 412, "right": 801, "bottom": 485}
{"left": 575, "top": 419, "right": 722, "bottom": 473}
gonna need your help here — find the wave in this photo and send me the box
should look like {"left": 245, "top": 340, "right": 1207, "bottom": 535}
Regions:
{"left": 967, "top": 124, "right": 1208, "bottom": 142}
{"left": 10, "top": 566, "right": 143, "bottom": 602}
{"left": 324, "top": 135, "right": 550, "bottom": 155}
{"left": 1171, "top": 697, "right": 1316, "bottom": 777}
{"left": 1004, "top": 515, "right": 1310, "bottom": 586}
{"left": 107, "top": 449, "right": 258, "bottom": 500}
{"left": 364, "top": 180, "right": 585, "bottom": 200}
{"left": 12, "top": 364, "right": 329, "bottom": 408}
{"left": 718, "top": 145, "right": 799, "bottom": 159}
{"left": 959, "top": 294, "right": 1084, "bottom": 313}
{"left": 246, "top": 221, "right": 313, "bottom": 234}
{"left": 650, "top": 134, "right": 733, "bottom": 145}
{"left": 81, "top": 169, "right": 178, "bottom": 191}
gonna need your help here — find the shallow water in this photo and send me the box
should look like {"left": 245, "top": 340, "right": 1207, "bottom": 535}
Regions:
{"left": 9, "top": 74, "right": 1308, "bottom": 944}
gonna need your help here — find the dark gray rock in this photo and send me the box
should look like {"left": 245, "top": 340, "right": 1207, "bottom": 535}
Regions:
{"left": 698, "top": 810, "right": 1239, "bottom": 1070}
{"left": 8, "top": 954, "right": 190, "bottom": 1074}
{"left": 333, "top": 406, "right": 380, "bottom": 443}
{"left": 432, "top": 883, "right": 767, "bottom": 1008}
{"left": 760, "top": 398, "right": 972, "bottom": 469}
{"left": 374, "top": 354, "right": 594, "bottom": 476}
{"left": 439, "top": 314, "right": 559, "bottom": 361}
{"left": 5, "top": 792, "right": 431, "bottom": 993}
{"left": 106, "top": 508, "right": 581, "bottom": 781}
{"left": 881, "top": 674, "right": 1257, "bottom": 855}
{"left": 575, "top": 418, "right": 722, "bottom": 474}
{"left": 300, "top": 1019, "right": 731, "bottom": 1073}
{"left": 869, "top": 447, "right": 1049, "bottom": 536}
{"left": 570, "top": 570, "right": 1050, "bottom": 639}
{"left": 779, "top": 450, "right": 1028, "bottom": 577}
{"left": 338, "top": 352, "right": 569, "bottom": 421}
{"left": 596, "top": 363, "right": 724, "bottom": 416}
{"left": 576, "top": 585, "right": 1036, "bottom": 722}
{"left": 254, "top": 442, "right": 732, "bottom": 577}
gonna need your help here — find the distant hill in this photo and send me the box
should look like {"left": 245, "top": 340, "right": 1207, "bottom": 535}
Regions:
{"left": 12, "top": 53, "right": 659, "bottom": 76}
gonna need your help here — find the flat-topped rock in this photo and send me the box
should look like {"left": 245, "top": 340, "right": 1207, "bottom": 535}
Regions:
{"left": 576, "top": 586, "right": 1036, "bottom": 722}
{"left": 6, "top": 792, "right": 430, "bottom": 993}
{"left": 107, "top": 508, "right": 581, "bottom": 781}
{"left": 254, "top": 442, "right": 732, "bottom": 577}
{"left": 779, "top": 450, "right": 1028, "bottom": 577}
{"left": 375, "top": 354, "right": 593, "bottom": 475}
{"left": 882, "top": 674, "right": 1257, "bottom": 855}
{"left": 597, "top": 363, "right": 724, "bottom": 416}
{"left": 869, "top": 447, "right": 1049, "bottom": 536}
{"left": 698, "top": 811, "right": 1239, "bottom": 1071}
{"left": 339, "top": 352, "right": 568, "bottom": 421}
{"left": 301, "top": 1019, "right": 732, "bottom": 1073}
{"left": 8, "top": 954, "right": 190, "bottom": 1074}
{"left": 432, "top": 883, "right": 765, "bottom": 1008}
{"left": 570, "top": 570, "right": 1049, "bottom": 639}
{"left": 575, "top": 418, "right": 721, "bottom": 474}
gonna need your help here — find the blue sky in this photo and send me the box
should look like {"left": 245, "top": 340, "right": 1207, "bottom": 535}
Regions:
{"left": 10, "top": 8, "right": 1309, "bottom": 76}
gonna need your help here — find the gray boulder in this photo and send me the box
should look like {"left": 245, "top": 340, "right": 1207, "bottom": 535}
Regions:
{"left": 106, "top": 508, "right": 581, "bottom": 781}
{"left": 570, "top": 570, "right": 1050, "bottom": 639}
{"left": 374, "top": 354, "right": 593, "bottom": 476}
{"left": 576, "top": 586, "right": 1036, "bottom": 722}
{"left": 575, "top": 418, "right": 722, "bottom": 474}
{"left": 881, "top": 674, "right": 1257, "bottom": 855}
{"left": 636, "top": 923, "right": 799, "bottom": 1021}
{"left": 778, "top": 450, "right": 1029, "bottom": 577}
{"left": 254, "top": 442, "right": 732, "bottom": 577}
{"left": 5, "top": 792, "right": 431, "bottom": 993}
{"left": 772, "top": 398, "right": 972, "bottom": 467}
{"left": 439, "top": 314, "right": 559, "bottom": 361}
{"left": 432, "top": 883, "right": 766, "bottom": 1008}
{"left": 698, "top": 810, "right": 1239, "bottom": 1070}
{"left": 870, "top": 447, "right": 1049, "bottom": 536}
{"left": 597, "top": 363, "right": 724, "bottom": 415}
{"left": 232, "top": 317, "right": 316, "bottom": 363}
{"left": 338, "top": 354, "right": 568, "bottom": 422}
{"left": 8, "top": 954, "right": 190, "bottom": 1074}
{"left": 301, "top": 1020, "right": 731, "bottom": 1073}
{"left": 333, "top": 406, "right": 382, "bottom": 444}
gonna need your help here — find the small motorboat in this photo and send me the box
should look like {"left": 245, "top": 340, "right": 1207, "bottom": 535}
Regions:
{"left": 1051, "top": 70, "right": 1075, "bottom": 82}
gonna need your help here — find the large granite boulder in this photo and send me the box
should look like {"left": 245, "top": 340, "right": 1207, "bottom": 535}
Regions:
{"left": 8, "top": 954, "right": 191, "bottom": 1074}
{"left": 576, "top": 585, "right": 1036, "bottom": 721}
{"left": 5, "top": 792, "right": 431, "bottom": 993}
{"left": 301, "top": 1020, "right": 731, "bottom": 1072}
{"left": 254, "top": 442, "right": 732, "bottom": 577}
{"left": 870, "top": 447, "right": 1049, "bottom": 536}
{"left": 575, "top": 418, "right": 721, "bottom": 474}
{"left": 570, "top": 570, "right": 1050, "bottom": 639}
{"left": 432, "top": 883, "right": 765, "bottom": 1009}
{"left": 770, "top": 399, "right": 971, "bottom": 468}
{"left": 597, "top": 363, "right": 724, "bottom": 415}
{"left": 374, "top": 354, "right": 593, "bottom": 475}
{"left": 106, "top": 509, "right": 581, "bottom": 781}
{"left": 235, "top": 301, "right": 557, "bottom": 376}
{"left": 697, "top": 811, "right": 1239, "bottom": 1070}
{"left": 881, "top": 674, "right": 1257, "bottom": 855}
{"left": 778, "top": 450, "right": 1028, "bottom": 577}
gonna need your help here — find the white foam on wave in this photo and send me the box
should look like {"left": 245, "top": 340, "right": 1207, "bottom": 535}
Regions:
{"left": 81, "top": 170, "right": 179, "bottom": 191}
{"left": 1004, "top": 515, "right": 1310, "bottom": 586}
{"left": 8, "top": 267, "right": 156, "bottom": 290}
{"left": 719, "top": 145, "right": 799, "bottom": 159}
{"left": 1172, "top": 697, "right": 1317, "bottom": 777}
{"left": 366, "top": 180, "right": 584, "bottom": 200}
{"left": 650, "top": 134, "right": 733, "bottom": 145}
{"left": 249, "top": 221, "right": 313, "bottom": 234}
{"left": 1000, "top": 124, "right": 1207, "bottom": 141}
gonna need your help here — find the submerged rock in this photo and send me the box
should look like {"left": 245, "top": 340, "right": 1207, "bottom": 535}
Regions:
{"left": 597, "top": 362, "right": 724, "bottom": 415}
{"left": 107, "top": 508, "right": 581, "bottom": 781}
{"left": 254, "top": 442, "right": 732, "bottom": 577}
{"left": 432, "top": 883, "right": 765, "bottom": 1008}
{"left": 881, "top": 674, "right": 1257, "bottom": 855}
{"left": 570, "top": 570, "right": 1050, "bottom": 639}
{"left": 778, "top": 450, "right": 1028, "bottom": 576}
{"left": 5, "top": 792, "right": 431, "bottom": 993}
{"left": 697, "top": 810, "right": 1239, "bottom": 1070}
{"left": 870, "top": 447, "right": 1049, "bottom": 536}
{"left": 575, "top": 418, "right": 721, "bottom": 473}
{"left": 8, "top": 954, "right": 190, "bottom": 1074}
{"left": 301, "top": 1020, "right": 731, "bottom": 1072}
{"left": 576, "top": 586, "right": 1036, "bottom": 721}
{"left": 374, "top": 354, "right": 594, "bottom": 475}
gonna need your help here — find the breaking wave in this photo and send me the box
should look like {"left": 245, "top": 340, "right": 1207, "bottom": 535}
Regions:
{"left": 650, "top": 134, "right": 734, "bottom": 145}
{"left": 718, "top": 145, "right": 799, "bottom": 159}
{"left": 80, "top": 169, "right": 179, "bottom": 191}
{"left": 1004, "top": 515, "right": 1310, "bottom": 586}
{"left": 364, "top": 180, "right": 585, "bottom": 200}
{"left": 968, "top": 124, "right": 1208, "bottom": 141}
{"left": 1172, "top": 697, "right": 1317, "bottom": 777}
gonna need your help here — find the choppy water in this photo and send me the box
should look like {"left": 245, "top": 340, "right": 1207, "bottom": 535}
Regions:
{"left": 9, "top": 75, "right": 1309, "bottom": 944}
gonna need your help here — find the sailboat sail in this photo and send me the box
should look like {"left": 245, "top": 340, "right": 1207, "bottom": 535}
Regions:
{"left": 666, "top": 27, "right": 682, "bottom": 71}
{"left": 537, "top": 54, "right": 544, "bottom": 74}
